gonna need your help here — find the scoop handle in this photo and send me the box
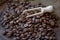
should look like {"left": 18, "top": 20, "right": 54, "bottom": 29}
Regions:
{"left": 42, "top": 5, "right": 54, "bottom": 12}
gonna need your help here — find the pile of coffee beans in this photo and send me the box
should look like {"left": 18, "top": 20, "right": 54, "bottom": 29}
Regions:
{"left": 0, "top": 0, "right": 58, "bottom": 40}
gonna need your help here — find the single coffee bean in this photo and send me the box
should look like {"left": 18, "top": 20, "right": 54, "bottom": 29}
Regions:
{"left": 3, "top": 31, "right": 7, "bottom": 35}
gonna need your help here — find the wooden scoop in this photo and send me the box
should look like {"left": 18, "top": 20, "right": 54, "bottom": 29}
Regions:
{"left": 22, "top": 5, "right": 54, "bottom": 18}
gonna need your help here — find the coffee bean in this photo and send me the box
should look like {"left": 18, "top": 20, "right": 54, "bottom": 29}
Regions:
{"left": 24, "top": 23, "right": 28, "bottom": 27}
{"left": 35, "top": 19, "right": 40, "bottom": 23}
{"left": 45, "top": 36, "right": 49, "bottom": 39}
{"left": 7, "top": 31, "right": 13, "bottom": 37}
{"left": 25, "top": 5, "right": 29, "bottom": 9}
{"left": 0, "top": 0, "right": 58, "bottom": 40}
{"left": 3, "top": 31, "right": 7, "bottom": 35}
{"left": 41, "top": 32, "right": 46, "bottom": 36}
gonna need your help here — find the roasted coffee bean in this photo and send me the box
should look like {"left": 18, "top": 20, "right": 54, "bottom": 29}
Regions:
{"left": 35, "top": 19, "right": 40, "bottom": 23}
{"left": 39, "top": 18, "right": 43, "bottom": 22}
{"left": 12, "top": 28, "right": 16, "bottom": 32}
{"left": 25, "top": 5, "right": 29, "bottom": 9}
{"left": 50, "top": 21, "right": 55, "bottom": 26}
{"left": 7, "top": 31, "right": 14, "bottom": 37}
{"left": 13, "top": 36, "right": 20, "bottom": 40}
{"left": 47, "top": 27, "right": 52, "bottom": 31}
{"left": 35, "top": 16, "right": 40, "bottom": 19}
{"left": 3, "top": 31, "right": 8, "bottom": 35}
{"left": 41, "top": 32, "right": 46, "bottom": 36}
{"left": 0, "top": 0, "right": 58, "bottom": 40}
{"left": 45, "top": 36, "right": 49, "bottom": 39}
{"left": 24, "top": 23, "right": 29, "bottom": 27}
{"left": 38, "top": 27, "right": 44, "bottom": 32}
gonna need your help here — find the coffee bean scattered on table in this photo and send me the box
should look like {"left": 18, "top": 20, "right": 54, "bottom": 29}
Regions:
{"left": 0, "top": 0, "right": 59, "bottom": 40}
